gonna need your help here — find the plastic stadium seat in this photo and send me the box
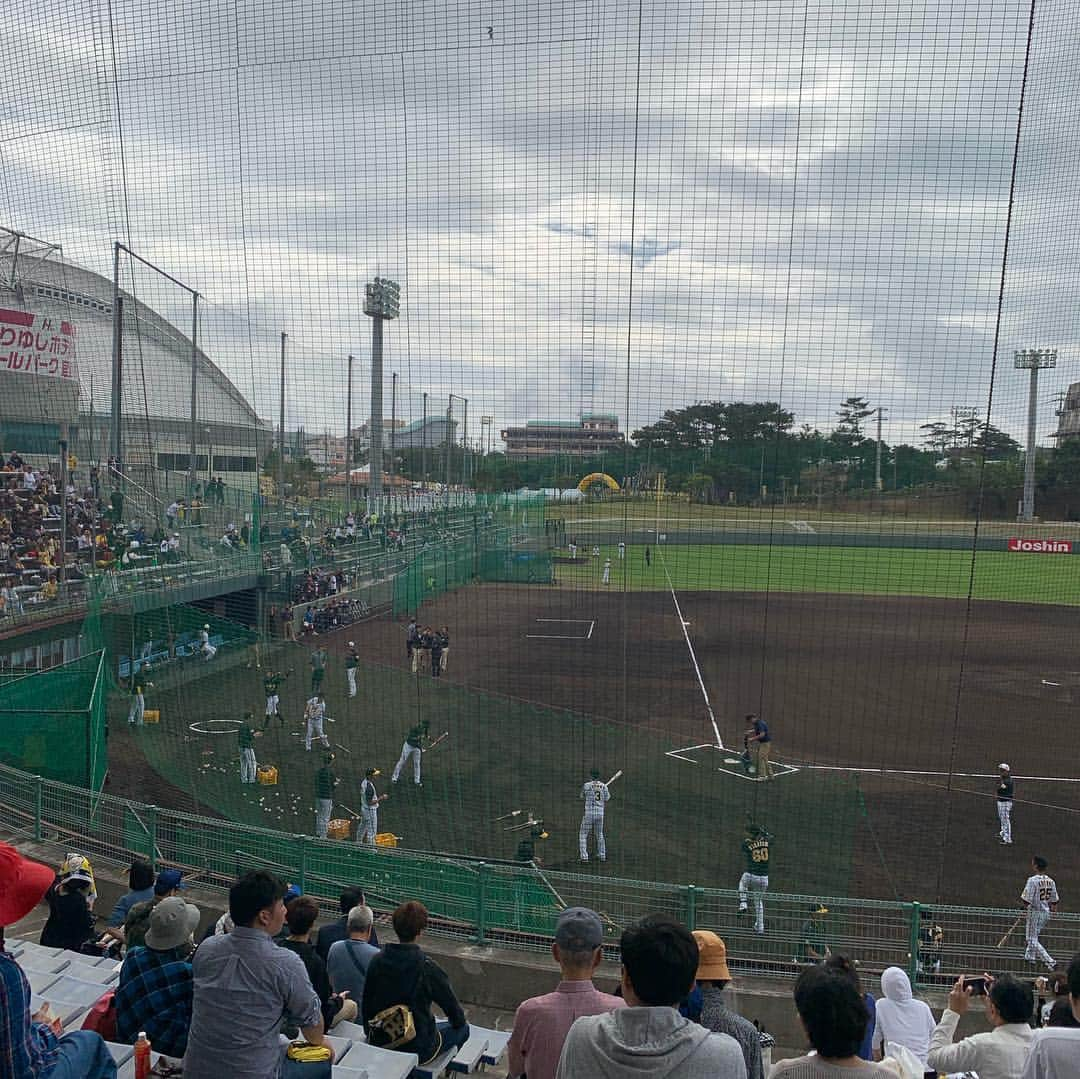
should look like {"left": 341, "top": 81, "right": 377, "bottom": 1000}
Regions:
{"left": 16, "top": 954, "right": 71, "bottom": 976}
{"left": 24, "top": 970, "right": 62, "bottom": 995}
{"left": 323, "top": 1033, "right": 354, "bottom": 1063}
{"left": 38, "top": 974, "right": 110, "bottom": 1008}
{"left": 411, "top": 1044, "right": 457, "bottom": 1079}
{"left": 104, "top": 1042, "right": 134, "bottom": 1066}
{"left": 447, "top": 1032, "right": 489, "bottom": 1073}
{"left": 472, "top": 1027, "right": 511, "bottom": 1066}
{"left": 330, "top": 1019, "right": 367, "bottom": 1042}
{"left": 331, "top": 1041, "right": 418, "bottom": 1079}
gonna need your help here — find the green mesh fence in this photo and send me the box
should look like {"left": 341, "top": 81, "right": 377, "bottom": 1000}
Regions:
{"left": 392, "top": 496, "right": 549, "bottom": 613}
{"left": 0, "top": 652, "right": 108, "bottom": 790}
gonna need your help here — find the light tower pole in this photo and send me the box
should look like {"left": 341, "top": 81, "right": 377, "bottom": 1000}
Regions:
{"left": 873, "top": 407, "right": 888, "bottom": 491}
{"left": 363, "top": 277, "right": 401, "bottom": 514}
{"left": 1014, "top": 347, "right": 1057, "bottom": 522}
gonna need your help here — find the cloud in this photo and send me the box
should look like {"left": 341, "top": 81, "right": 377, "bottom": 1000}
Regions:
{"left": 0, "top": 0, "right": 1077, "bottom": 450}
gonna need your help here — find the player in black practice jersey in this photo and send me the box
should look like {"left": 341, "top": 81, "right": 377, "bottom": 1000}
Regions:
{"left": 996, "top": 762, "right": 1014, "bottom": 844}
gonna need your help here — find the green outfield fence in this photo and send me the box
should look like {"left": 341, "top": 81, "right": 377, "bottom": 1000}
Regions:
{"left": 2, "top": 759, "right": 1074, "bottom": 989}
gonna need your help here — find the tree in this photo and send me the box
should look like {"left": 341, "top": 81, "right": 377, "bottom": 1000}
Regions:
{"left": 833, "top": 397, "right": 874, "bottom": 448}
{"left": 974, "top": 423, "right": 1020, "bottom": 461}
{"left": 920, "top": 421, "right": 952, "bottom": 455}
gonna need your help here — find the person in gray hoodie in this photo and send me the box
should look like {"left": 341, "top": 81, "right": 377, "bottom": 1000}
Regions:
{"left": 555, "top": 914, "right": 746, "bottom": 1079}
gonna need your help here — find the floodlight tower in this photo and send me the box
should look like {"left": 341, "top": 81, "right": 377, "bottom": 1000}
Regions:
{"left": 363, "top": 277, "right": 401, "bottom": 513}
{"left": 1014, "top": 347, "right": 1057, "bottom": 522}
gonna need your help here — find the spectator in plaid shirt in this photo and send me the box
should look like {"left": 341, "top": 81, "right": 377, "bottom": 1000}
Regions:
{"left": 115, "top": 897, "right": 200, "bottom": 1059}
{"left": 0, "top": 842, "right": 117, "bottom": 1077}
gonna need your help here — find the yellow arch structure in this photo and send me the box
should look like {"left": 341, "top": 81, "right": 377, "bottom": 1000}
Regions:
{"left": 577, "top": 472, "right": 620, "bottom": 494}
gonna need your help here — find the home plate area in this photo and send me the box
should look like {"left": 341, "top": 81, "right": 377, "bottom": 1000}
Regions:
{"left": 665, "top": 741, "right": 800, "bottom": 782}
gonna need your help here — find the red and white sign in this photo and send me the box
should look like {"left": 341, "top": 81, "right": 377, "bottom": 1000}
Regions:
{"left": 1007, "top": 537, "right": 1073, "bottom": 554}
{"left": 0, "top": 308, "right": 77, "bottom": 381}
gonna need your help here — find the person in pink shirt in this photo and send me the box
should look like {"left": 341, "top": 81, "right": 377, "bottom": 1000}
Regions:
{"left": 508, "top": 907, "right": 624, "bottom": 1079}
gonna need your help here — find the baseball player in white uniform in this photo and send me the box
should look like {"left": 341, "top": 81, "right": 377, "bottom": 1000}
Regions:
{"left": 579, "top": 769, "right": 610, "bottom": 861}
{"left": 304, "top": 692, "right": 331, "bottom": 751}
{"left": 198, "top": 624, "right": 217, "bottom": 661}
{"left": 618, "top": 541, "right": 625, "bottom": 559}
{"left": 1021, "top": 855, "right": 1059, "bottom": 970}
{"left": 601, "top": 558, "right": 611, "bottom": 584}
{"left": 358, "top": 767, "right": 386, "bottom": 844}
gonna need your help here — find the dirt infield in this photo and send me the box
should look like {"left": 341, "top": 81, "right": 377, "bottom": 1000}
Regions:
{"left": 351, "top": 583, "right": 1080, "bottom": 908}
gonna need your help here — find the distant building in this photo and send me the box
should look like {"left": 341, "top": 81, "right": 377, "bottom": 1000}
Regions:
{"left": 500, "top": 413, "right": 624, "bottom": 458}
{"left": 304, "top": 434, "right": 348, "bottom": 470}
{"left": 1055, "top": 381, "right": 1080, "bottom": 442}
{"left": 390, "top": 416, "right": 456, "bottom": 449}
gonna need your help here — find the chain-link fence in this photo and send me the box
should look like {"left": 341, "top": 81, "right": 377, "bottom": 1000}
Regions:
{"left": 2, "top": 760, "right": 1074, "bottom": 988}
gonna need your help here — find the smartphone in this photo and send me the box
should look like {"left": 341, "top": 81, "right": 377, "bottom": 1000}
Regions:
{"left": 962, "top": 976, "right": 987, "bottom": 996}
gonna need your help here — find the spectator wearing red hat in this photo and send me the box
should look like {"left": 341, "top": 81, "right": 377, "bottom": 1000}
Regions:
{"left": 0, "top": 842, "right": 118, "bottom": 1077}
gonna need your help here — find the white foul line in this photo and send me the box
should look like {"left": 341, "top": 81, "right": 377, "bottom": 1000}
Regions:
{"left": 658, "top": 549, "right": 724, "bottom": 750}
{"left": 793, "top": 763, "right": 1080, "bottom": 784}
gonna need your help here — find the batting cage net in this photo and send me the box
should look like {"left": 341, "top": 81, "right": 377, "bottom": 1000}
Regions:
{"left": 2, "top": 0, "right": 1080, "bottom": 982}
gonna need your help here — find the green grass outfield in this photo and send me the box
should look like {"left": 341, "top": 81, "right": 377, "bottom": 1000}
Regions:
{"left": 558, "top": 543, "right": 1080, "bottom": 604}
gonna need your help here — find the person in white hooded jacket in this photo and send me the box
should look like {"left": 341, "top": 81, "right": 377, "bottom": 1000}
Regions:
{"left": 556, "top": 914, "right": 745, "bottom": 1079}
{"left": 872, "top": 966, "right": 936, "bottom": 1064}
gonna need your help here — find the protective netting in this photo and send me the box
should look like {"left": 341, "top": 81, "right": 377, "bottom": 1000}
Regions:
{"left": 0, "top": 651, "right": 107, "bottom": 789}
{"left": 1, "top": 0, "right": 1080, "bottom": 946}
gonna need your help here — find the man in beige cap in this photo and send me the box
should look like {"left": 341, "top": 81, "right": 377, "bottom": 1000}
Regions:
{"left": 115, "top": 895, "right": 201, "bottom": 1060}
{"left": 694, "top": 931, "right": 763, "bottom": 1079}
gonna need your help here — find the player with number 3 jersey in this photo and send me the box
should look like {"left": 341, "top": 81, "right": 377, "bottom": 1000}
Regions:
{"left": 579, "top": 769, "right": 611, "bottom": 862}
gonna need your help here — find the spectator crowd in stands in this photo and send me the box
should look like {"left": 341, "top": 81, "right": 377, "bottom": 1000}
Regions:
{"left": 2, "top": 841, "right": 1078, "bottom": 1079}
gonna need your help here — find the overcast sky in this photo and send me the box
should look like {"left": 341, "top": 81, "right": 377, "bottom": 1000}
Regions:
{"left": 1, "top": 0, "right": 1078, "bottom": 448}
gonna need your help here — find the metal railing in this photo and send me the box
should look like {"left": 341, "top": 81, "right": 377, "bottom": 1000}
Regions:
{"left": 1, "top": 760, "right": 1073, "bottom": 987}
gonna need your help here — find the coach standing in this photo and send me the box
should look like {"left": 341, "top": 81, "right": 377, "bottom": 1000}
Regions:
{"left": 996, "top": 763, "right": 1014, "bottom": 845}
{"left": 746, "top": 714, "right": 773, "bottom": 781}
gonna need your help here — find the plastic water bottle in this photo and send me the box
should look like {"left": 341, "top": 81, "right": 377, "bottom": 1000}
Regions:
{"left": 134, "top": 1031, "right": 151, "bottom": 1079}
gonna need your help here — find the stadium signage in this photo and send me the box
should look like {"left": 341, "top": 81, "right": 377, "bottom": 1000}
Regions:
{"left": 0, "top": 308, "right": 77, "bottom": 380}
{"left": 1007, "top": 537, "right": 1073, "bottom": 553}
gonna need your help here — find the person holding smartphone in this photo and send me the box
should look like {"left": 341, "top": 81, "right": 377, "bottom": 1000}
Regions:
{"left": 927, "top": 971, "right": 1034, "bottom": 1079}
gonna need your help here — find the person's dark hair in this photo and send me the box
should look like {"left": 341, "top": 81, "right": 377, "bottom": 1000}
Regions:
{"left": 620, "top": 914, "right": 698, "bottom": 1006}
{"left": 229, "top": 870, "right": 287, "bottom": 927}
{"left": 1067, "top": 953, "right": 1080, "bottom": 999}
{"left": 128, "top": 859, "right": 154, "bottom": 892}
{"left": 824, "top": 955, "right": 862, "bottom": 994}
{"left": 1033, "top": 856, "right": 1048, "bottom": 871}
{"left": 338, "top": 886, "right": 364, "bottom": 915}
{"left": 989, "top": 974, "right": 1033, "bottom": 1024}
{"left": 793, "top": 965, "right": 868, "bottom": 1059}
{"left": 392, "top": 900, "right": 428, "bottom": 942}
{"left": 1047, "top": 999, "right": 1080, "bottom": 1028}
{"left": 285, "top": 895, "right": 320, "bottom": 937}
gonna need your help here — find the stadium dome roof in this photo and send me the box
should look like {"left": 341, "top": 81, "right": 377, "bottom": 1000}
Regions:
{"left": 2, "top": 255, "right": 261, "bottom": 430}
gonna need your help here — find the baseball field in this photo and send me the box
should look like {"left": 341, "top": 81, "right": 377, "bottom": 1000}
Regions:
{"left": 114, "top": 536, "right": 1080, "bottom": 920}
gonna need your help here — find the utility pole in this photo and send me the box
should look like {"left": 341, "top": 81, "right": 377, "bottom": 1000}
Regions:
{"left": 109, "top": 243, "right": 123, "bottom": 478}
{"left": 363, "top": 277, "right": 401, "bottom": 514}
{"left": 422, "top": 392, "right": 428, "bottom": 486}
{"left": 390, "top": 372, "right": 397, "bottom": 496}
{"left": 874, "top": 407, "right": 888, "bottom": 491}
{"left": 345, "top": 354, "right": 353, "bottom": 517}
{"left": 187, "top": 292, "right": 200, "bottom": 493}
{"left": 1015, "top": 348, "right": 1057, "bottom": 522}
{"left": 278, "top": 332, "right": 287, "bottom": 505}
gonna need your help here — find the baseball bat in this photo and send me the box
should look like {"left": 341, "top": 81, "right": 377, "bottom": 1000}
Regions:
{"left": 333, "top": 742, "right": 351, "bottom": 755}
{"left": 996, "top": 912, "right": 1024, "bottom": 948}
{"left": 494, "top": 808, "right": 525, "bottom": 822}
{"left": 426, "top": 731, "right": 450, "bottom": 752}
{"left": 606, "top": 769, "right": 623, "bottom": 786}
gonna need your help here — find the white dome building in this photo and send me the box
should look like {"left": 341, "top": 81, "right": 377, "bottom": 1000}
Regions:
{"left": 0, "top": 240, "right": 269, "bottom": 492}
